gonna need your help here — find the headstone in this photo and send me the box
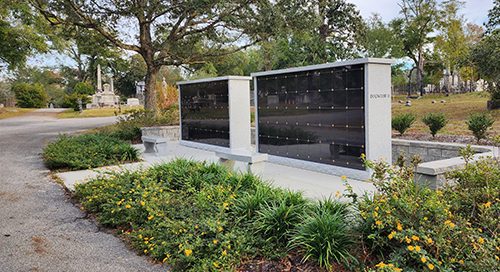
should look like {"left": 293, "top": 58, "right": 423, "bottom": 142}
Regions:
{"left": 440, "top": 100, "right": 446, "bottom": 103}
{"left": 398, "top": 100, "right": 404, "bottom": 104}
{"left": 127, "top": 98, "right": 140, "bottom": 106}
{"left": 432, "top": 100, "right": 436, "bottom": 104}
{"left": 77, "top": 98, "right": 83, "bottom": 113}
{"left": 405, "top": 100, "right": 412, "bottom": 107}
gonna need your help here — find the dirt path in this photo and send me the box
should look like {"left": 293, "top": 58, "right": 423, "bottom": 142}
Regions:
{"left": 0, "top": 112, "right": 165, "bottom": 272}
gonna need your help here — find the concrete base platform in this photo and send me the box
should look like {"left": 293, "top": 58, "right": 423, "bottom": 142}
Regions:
{"left": 56, "top": 141, "right": 376, "bottom": 200}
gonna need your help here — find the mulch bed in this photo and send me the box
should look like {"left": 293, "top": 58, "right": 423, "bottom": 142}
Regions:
{"left": 393, "top": 133, "right": 496, "bottom": 146}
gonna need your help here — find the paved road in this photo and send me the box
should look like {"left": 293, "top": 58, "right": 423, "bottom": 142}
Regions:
{"left": 0, "top": 110, "right": 165, "bottom": 272}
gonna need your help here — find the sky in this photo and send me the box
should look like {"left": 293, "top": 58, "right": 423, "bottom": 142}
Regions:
{"left": 348, "top": 0, "right": 494, "bottom": 25}
{"left": 27, "top": 0, "right": 495, "bottom": 70}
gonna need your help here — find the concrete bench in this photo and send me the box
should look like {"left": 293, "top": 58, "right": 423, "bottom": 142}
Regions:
{"left": 142, "top": 136, "right": 167, "bottom": 155}
{"left": 215, "top": 149, "right": 268, "bottom": 175}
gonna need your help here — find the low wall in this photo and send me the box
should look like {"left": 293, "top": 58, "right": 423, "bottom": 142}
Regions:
{"left": 140, "top": 126, "right": 180, "bottom": 141}
{"left": 391, "top": 139, "right": 491, "bottom": 163}
{"left": 392, "top": 139, "right": 497, "bottom": 189}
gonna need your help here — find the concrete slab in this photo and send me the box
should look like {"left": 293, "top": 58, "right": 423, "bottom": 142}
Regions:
{"left": 57, "top": 142, "right": 376, "bottom": 200}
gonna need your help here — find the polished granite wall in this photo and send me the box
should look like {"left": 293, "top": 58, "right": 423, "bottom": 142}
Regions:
{"left": 179, "top": 80, "right": 230, "bottom": 147}
{"left": 256, "top": 64, "right": 366, "bottom": 170}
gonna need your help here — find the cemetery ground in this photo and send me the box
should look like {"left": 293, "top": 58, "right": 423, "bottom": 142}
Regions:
{"left": 0, "top": 107, "right": 35, "bottom": 119}
{"left": 57, "top": 105, "right": 143, "bottom": 119}
{"left": 0, "top": 111, "right": 164, "bottom": 272}
{"left": 392, "top": 92, "right": 499, "bottom": 144}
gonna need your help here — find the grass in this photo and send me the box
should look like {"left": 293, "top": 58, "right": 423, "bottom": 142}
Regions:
{"left": 0, "top": 107, "right": 35, "bottom": 119}
{"left": 392, "top": 92, "right": 500, "bottom": 136}
{"left": 57, "top": 106, "right": 143, "bottom": 118}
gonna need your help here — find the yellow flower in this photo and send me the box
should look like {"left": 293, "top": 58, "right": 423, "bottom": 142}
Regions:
{"left": 375, "top": 262, "right": 386, "bottom": 268}
{"left": 222, "top": 249, "right": 227, "bottom": 256}
{"left": 412, "top": 235, "right": 419, "bottom": 241}
{"left": 140, "top": 201, "right": 145, "bottom": 206}
{"left": 483, "top": 201, "right": 492, "bottom": 208}
{"left": 426, "top": 238, "right": 433, "bottom": 245}
{"left": 458, "top": 260, "right": 464, "bottom": 265}
{"left": 213, "top": 262, "right": 220, "bottom": 268}
{"left": 478, "top": 237, "right": 485, "bottom": 244}
{"left": 125, "top": 204, "right": 131, "bottom": 209}
{"left": 213, "top": 239, "right": 218, "bottom": 245}
{"left": 405, "top": 237, "right": 412, "bottom": 244}
{"left": 397, "top": 222, "right": 403, "bottom": 231}
{"left": 373, "top": 211, "right": 379, "bottom": 217}
{"left": 143, "top": 249, "right": 148, "bottom": 253}
{"left": 147, "top": 215, "right": 154, "bottom": 220}
{"left": 408, "top": 245, "right": 415, "bottom": 251}
{"left": 388, "top": 231, "right": 396, "bottom": 240}
{"left": 375, "top": 220, "right": 382, "bottom": 226}
{"left": 341, "top": 175, "right": 347, "bottom": 180}
{"left": 223, "top": 202, "right": 229, "bottom": 209}
{"left": 421, "top": 256, "right": 427, "bottom": 263}
{"left": 415, "top": 245, "right": 421, "bottom": 252}
{"left": 184, "top": 249, "right": 193, "bottom": 256}
{"left": 444, "top": 220, "right": 455, "bottom": 228}
{"left": 427, "top": 263, "right": 435, "bottom": 270}
{"left": 217, "top": 226, "right": 223, "bottom": 232}
{"left": 335, "top": 191, "right": 341, "bottom": 198}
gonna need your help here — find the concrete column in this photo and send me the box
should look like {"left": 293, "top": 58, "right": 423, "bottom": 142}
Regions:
{"left": 228, "top": 77, "right": 252, "bottom": 151}
{"left": 364, "top": 61, "right": 393, "bottom": 165}
{"left": 97, "top": 64, "right": 102, "bottom": 92}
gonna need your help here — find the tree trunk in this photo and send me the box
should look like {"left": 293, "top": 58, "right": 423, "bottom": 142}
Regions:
{"left": 144, "top": 67, "right": 158, "bottom": 114}
{"left": 417, "top": 50, "right": 425, "bottom": 96}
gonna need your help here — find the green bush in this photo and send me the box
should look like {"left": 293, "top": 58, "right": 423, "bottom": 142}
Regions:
{"left": 290, "top": 198, "right": 355, "bottom": 268}
{"left": 391, "top": 113, "right": 416, "bottom": 135}
{"left": 43, "top": 134, "right": 139, "bottom": 170}
{"left": 73, "top": 82, "right": 95, "bottom": 95}
{"left": 422, "top": 112, "right": 447, "bottom": 137}
{"left": 63, "top": 93, "right": 91, "bottom": 111}
{"left": 75, "top": 159, "right": 356, "bottom": 271}
{"left": 96, "top": 107, "right": 178, "bottom": 142}
{"left": 357, "top": 156, "right": 499, "bottom": 271}
{"left": 12, "top": 82, "right": 48, "bottom": 108}
{"left": 466, "top": 113, "right": 495, "bottom": 143}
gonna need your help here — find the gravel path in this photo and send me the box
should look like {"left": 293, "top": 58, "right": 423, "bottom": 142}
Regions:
{"left": 0, "top": 110, "right": 165, "bottom": 272}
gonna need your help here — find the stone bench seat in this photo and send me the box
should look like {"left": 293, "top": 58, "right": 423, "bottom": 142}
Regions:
{"left": 215, "top": 149, "right": 268, "bottom": 174}
{"left": 142, "top": 136, "right": 167, "bottom": 155}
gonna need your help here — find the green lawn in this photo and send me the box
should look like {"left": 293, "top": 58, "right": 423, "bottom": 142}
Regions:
{"left": 57, "top": 106, "right": 143, "bottom": 118}
{"left": 0, "top": 107, "right": 35, "bottom": 119}
{"left": 392, "top": 92, "right": 500, "bottom": 136}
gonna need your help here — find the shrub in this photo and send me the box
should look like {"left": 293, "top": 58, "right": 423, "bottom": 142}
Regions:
{"left": 357, "top": 156, "right": 499, "bottom": 271}
{"left": 290, "top": 198, "right": 356, "bottom": 268}
{"left": 72, "top": 82, "right": 95, "bottom": 95}
{"left": 63, "top": 93, "right": 91, "bottom": 111}
{"left": 43, "top": 134, "right": 139, "bottom": 170}
{"left": 96, "top": 107, "right": 178, "bottom": 142}
{"left": 12, "top": 82, "right": 48, "bottom": 108}
{"left": 391, "top": 113, "right": 416, "bottom": 135}
{"left": 466, "top": 113, "right": 495, "bottom": 143}
{"left": 422, "top": 112, "right": 447, "bottom": 137}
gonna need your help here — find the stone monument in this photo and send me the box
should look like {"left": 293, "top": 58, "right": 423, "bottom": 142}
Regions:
{"left": 87, "top": 64, "right": 120, "bottom": 108}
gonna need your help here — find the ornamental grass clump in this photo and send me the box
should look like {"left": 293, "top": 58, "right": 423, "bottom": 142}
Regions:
{"left": 290, "top": 198, "right": 356, "bottom": 269}
{"left": 43, "top": 134, "right": 139, "bottom": 170}
{"left": 391, "top": 113, "right": 416, "bottom": 135}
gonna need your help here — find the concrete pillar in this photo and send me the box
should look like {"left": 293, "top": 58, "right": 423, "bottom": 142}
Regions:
{"left": 97, "top": 64, "right": 102, "bottom": 92}
{"left": 228, "top": 77, "right": 252, "bottom": 151}
{"left": 364, "top": 60, "right": 393, "bottom": 165}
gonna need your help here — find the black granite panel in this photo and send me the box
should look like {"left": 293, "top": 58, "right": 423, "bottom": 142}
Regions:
{"left": 256, "top": 64, "right": 365, "bottom": 169}
{"left": 180, "top": 80, "right": 229, "bottom": 147}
